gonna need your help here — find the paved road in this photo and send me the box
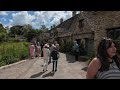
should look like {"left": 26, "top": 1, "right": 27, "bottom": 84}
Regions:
{"left": 0, "top": 53, "right": 87, "bottom": 79}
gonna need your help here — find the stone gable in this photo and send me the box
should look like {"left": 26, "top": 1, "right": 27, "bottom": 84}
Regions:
{"left": 45, "top": 11, "right": 120, "bottom": 56}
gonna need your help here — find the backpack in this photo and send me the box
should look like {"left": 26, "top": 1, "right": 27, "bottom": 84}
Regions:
{"left": 51, "top": 50, "right": 59, "bottom": 60}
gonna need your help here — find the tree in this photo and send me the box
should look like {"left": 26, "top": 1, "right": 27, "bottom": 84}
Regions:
{"left": 0, "top": 23, "right": 8, "bottom": 42}
{"left": 9, "top": 24, "right": 33, "bottom": 37}
{"left": 40, "top": 25, "right": 48, "bottom": 32}
{"left": 22, "top": 24, "right": 34, "bottom": 37}
{"left": 10, "top": 25, "right": 22, "bottom": 36}
{"left": 5, "top": 26, "right": 10, "bottom": 33}
{"left": 0, "top": 32, "right": 8, "bottom": 42}
{"left": 0, "top": 23, "right": 7, "bottom": 33}
{"left": 25, "top": 29, "right": 38, "bottom": 42}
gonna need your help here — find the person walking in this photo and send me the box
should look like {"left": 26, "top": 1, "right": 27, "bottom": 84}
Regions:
{"left": 43, "top": 44, "right": 50, "bottom": 72}
{"left": 40, "top": 42, "right": 44, "bottom": 57}
{"left": 35, "top": 42, "right": 41, "bottom": 58}
{"left": 29, "top": 42, "right": 35, "bottom": 59}
{"left": 48, "top": 43, "right": 55, "bottom": 64}
{"left": 51, "top": 46, "right": 60, "bottom": 72}
{"left": 73, "top": 41, "right": 79, "bottom": 61}
{"left": 54, "top": 41, "right": 60, "bottom": 51}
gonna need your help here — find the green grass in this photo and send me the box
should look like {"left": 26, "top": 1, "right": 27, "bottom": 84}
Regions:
{"left": 0, "top": 42, "right": 30, "bottom": 67}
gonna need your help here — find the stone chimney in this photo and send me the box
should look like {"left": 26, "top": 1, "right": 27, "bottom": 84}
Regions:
{"left": 60, "top": 18, "right": 63, "bottom": 23}
{"left": 51, "top": 26, "right": 53, "bottom": 29}
{"left": 53, "top": 24, "right": 56, "bottom": 28}
{"left": 72, "top": 11, "right": 76, "bottom": 17}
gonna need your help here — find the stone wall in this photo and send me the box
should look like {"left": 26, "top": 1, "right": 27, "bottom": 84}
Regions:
{"left": 82, "top": 11, "right": 120, "bottom": 53}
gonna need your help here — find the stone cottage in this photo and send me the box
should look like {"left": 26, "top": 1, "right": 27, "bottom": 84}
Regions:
{"left": 46, "top": 11, "right": 120, "bottom": 55}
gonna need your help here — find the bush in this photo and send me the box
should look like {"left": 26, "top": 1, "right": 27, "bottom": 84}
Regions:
{"left": 79, "top": 43, "right": 86, "bottom": 56}
{"left": 85, "top": 50, "right": 96, "bottom": 65}
{"left": 59, "top": 41, "right": 74, "bottom": 55}
{"left": 0, "top": 32, "right": 8, "bottom": 42}
{"left": 0, "top": 42, "right": 30, "bottom": 67}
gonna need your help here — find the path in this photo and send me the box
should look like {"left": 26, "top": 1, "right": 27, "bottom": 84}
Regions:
{"left": 0, "top": 53, "right": 87, "bottom": 79}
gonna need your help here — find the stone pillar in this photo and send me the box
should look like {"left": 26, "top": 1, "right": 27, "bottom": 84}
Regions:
{"left": 60, "top": 18, "right": 63, "bottom": 23}
{"left": 72, "top": 11, "right": 76, "bottom": 17}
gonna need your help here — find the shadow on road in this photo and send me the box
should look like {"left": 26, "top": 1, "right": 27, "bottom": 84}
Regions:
{"left": 65, "top": 53, "right": 89, "bottom": 63}
{"left": 30, "top": 72, "right": 44, "bottom": 78}
{"left": 42, "top": 71, "right": 55, "bottom": 78}
{"left": 81, "top": 66, "right": 88, "bottom": 72}
{"left": 65, "top": 54, "right": 76, "bottom": 63}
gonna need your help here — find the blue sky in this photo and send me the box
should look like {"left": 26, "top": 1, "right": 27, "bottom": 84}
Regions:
{"left": 0, "top": 11, "right": 80, "bottom": 30}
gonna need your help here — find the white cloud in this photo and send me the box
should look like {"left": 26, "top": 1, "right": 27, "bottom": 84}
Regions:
{"left": 0, "top": 11, "right": 8, "bottom": 15}
{"left": 32, "top": 11, "right": 72, "bottom": 29}
{"left": 11, "top": 11, "right": 35, "bottom": 26}
{"left": 4, "top": 19, "right": 14, "bottom": 29}
{"left": 1, "top": 11, "right": 74, "bottom": 30}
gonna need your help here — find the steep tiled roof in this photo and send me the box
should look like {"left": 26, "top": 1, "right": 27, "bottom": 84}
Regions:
{"left": 55, "top": 14, "right": 79, "bottom": 31}
{"left": 48, "top": 12, "right": 97, "bottom": 39}
{"left": 47, "top": 14, "right": 81, "bottom": 38}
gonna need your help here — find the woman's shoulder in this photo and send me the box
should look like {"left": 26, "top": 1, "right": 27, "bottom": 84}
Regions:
{"left": 89, "top": 57, "right": 101, "bottom": 67}
{"left": 87, "top": 57, "right": 102, "bottom": 74}
{"left": 92, "top": 57, "right": 100, "bottom": 62}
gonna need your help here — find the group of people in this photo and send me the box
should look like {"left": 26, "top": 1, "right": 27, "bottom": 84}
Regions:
{"left": 29, "top": 37, "right": 120, "bottom": 79}
{"left": 29, "top": 41, "right": 60, "bottom": 73}
{"left": 29, "top": 42, "right": 41, "bottom": 59}
{"left": 42, "top": 41, "right": 59, "bottom": 73}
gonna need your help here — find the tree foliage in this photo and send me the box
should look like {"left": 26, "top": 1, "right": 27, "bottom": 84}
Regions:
{"left": 0, "top": 24, "right": 7, "bottom": 33}
{"left": 0, "top": 23, "right": 8, "bottom": 42}
{"left": 8, "top": 24, "right": 47, "bottom": 42}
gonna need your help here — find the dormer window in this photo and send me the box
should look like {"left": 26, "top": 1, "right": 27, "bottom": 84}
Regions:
{"left": 79, "top": 19, "right": 84, "bottom": 28}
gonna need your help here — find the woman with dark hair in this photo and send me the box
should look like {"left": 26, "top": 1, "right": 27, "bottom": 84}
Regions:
{"left": 86, "top": 37, "right": 120, "bottom": 79}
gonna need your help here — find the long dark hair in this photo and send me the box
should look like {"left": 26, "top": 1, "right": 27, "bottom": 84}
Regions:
{"left": 96, "top": 37, "right": 120, "bottom": 71}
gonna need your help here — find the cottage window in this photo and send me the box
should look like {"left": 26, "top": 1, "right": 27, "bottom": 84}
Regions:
{"left": 107, "top": 29, "right": 120, "bottom": 40}
{"left": 79, "top": 19, "right": 84, "bottom": 28}
{"left": 107, "top": 30, "right": 114, "bottom": 39}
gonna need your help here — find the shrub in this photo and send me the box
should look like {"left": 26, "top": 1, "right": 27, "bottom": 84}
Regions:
{"left": 59, "top": 41, "right": 74, "bottom": 55}
{"left": 0, "top": 42, "right": 30, "bottom": 67}
{"left": 0, "top": 32, "right": 8, "bottom": 42}
{"left": 85, "top": 50, "right": 96, "bottom": 65}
